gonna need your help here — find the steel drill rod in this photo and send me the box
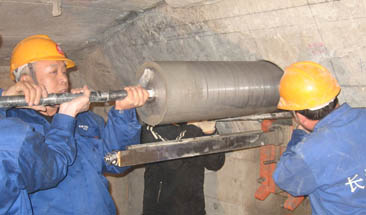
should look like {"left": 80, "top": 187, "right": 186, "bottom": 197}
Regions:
{"left": 0, "top": 68, "right": 155, "bottom": 108}
{"left": 0, "top": 90, "right": 128, "bottom": 108}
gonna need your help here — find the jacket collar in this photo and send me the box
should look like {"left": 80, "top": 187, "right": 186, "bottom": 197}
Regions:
{"left": 313, "top": 103, "right": 351, "bottom": 131}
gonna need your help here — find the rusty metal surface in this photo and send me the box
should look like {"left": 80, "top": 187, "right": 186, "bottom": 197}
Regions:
{"left": 104, "top": 127, "right": 285, "bottom": 167}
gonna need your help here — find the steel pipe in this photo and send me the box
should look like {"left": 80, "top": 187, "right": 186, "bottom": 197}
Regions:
{"left": 137, "top": 61, "right": 283, "bottom": 125}
{"left": 0, "top": 90, "right": 128, "bottom": 108}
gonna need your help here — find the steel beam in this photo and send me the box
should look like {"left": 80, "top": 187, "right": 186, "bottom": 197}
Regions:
{"left": 105, "top": 127, "right": 285, "bottom": 167}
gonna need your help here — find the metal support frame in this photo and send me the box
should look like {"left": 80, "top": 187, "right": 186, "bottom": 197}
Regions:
{"left": 104, "top": 127, "right": 285, "bottom": 167}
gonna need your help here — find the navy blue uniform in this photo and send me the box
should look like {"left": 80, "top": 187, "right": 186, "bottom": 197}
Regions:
{"left": 0, "top": 115, "right": 76, "bottom": 215}
{"left": 1, "top": 89, "right": 141, "bottom": 215}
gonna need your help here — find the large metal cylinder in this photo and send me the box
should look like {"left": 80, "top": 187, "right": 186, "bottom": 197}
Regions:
{"left": 137, "top": 61, "right": 283, "bottom": 125}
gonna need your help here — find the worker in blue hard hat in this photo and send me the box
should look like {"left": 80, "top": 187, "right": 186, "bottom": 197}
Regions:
{"left": 1, "top": 34, "right": 149, "bottom": 214}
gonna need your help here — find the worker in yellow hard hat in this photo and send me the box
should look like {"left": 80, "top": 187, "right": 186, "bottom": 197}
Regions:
{"left": 1, "top": 35, "right": 149, "bottom": 215}
{"left": 273, "top": 61, "right": 366, "bottom": 214}
{"left": 9, "top": 35, "right": 75, "bottom": 82}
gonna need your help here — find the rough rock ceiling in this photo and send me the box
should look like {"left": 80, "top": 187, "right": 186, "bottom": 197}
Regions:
{"left": 0, "top": 0, "right": 162, "bottom": 66}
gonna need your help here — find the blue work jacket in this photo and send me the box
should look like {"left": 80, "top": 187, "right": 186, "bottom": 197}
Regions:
{"left": 0, "top": 90, "right": 141, "bottom": 215}
{"left": 273, "top": 103, "right": 366, "bottom": 214}
{"left": 0, "top": 115, "right": 76, "bottom": 215}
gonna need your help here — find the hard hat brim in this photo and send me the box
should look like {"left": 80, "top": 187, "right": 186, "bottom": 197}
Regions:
{"left": 30, "top": 56, "right": 76, "bottom": 69}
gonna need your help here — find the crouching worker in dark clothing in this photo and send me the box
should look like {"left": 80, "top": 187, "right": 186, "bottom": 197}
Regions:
{"left": 141, "top": 123, "right": 225, "bottom": 215}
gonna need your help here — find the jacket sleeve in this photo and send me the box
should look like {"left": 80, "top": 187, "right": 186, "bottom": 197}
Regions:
{"left": 18, "top": 113, "right": 77, "bottom": 193}
{"left": 272, "top": 129, "right": 318, "bottom": 196}
{"left": 102, "top": 107, "right": 141, "bottom": 174}
{"left": 0, "top": 118, "right": 27, "bottom": 211}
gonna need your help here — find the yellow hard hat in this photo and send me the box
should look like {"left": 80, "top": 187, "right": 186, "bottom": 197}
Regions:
{"left": 10, "top": 35, "right": 75, "bottom": 80}
{"left": 278, "top": 61, "right": 341, "bottom": 111}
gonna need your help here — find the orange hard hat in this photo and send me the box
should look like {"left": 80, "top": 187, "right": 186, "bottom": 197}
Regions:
{"left": 10, "top": 35, "right": 75, "bottom": 80}
{"left": 278, "top": 61, "right": 341, "bottom": 111}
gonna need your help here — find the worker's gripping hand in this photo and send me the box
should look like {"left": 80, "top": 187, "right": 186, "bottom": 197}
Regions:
{"left": 59, "top": 85, "right": 91, "bottom": 118}
{"left": 115, "top": 85, "right": 148, "bottom": 110}
{"left": 2, "top": 75, "right": 48, "bottom": 111}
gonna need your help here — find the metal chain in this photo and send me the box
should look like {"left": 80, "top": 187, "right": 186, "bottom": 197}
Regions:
{"left": 147, "top": 125, "right": 186, "bottom": 142}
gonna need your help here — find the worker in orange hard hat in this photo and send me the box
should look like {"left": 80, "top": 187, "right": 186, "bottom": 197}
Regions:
{"left": 273, "top": 61, "right": 366, "bottom": 214}
{"left": 1, "top": 35, "right": 148, "bottom": 215}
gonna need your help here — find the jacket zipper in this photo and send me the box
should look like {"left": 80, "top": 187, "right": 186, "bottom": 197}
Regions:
{"left": 157, "top": 180, "right": 163, "bottom": 203}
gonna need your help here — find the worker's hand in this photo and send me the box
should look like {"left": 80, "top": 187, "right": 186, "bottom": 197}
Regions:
{"left": 2, "top": 75, "right": 48, "bottom": 107}
{"left": 115, "top": 85, "right": 148, "bottom": 110}
{"left": 59, "top": 85, "right": 91, "bottom": 118}
{"left": 188, "top": 121, "right": 216, "bottom": 134}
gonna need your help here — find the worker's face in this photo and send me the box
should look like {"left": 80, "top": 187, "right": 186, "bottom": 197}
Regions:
{"left": 34, "top": 60, "right": 69, "bottom": 94}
